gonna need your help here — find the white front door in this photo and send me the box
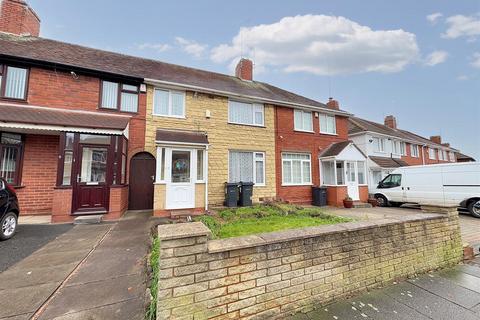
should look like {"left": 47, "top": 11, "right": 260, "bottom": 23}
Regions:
{"left": 166, "top": 149, "right": 195, "bottom": 209}
{"left": 345, "top": 161, "right": 359, "bottom": 200}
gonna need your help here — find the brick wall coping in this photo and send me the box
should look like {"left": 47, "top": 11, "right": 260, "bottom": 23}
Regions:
{"left": 158, "top": 213, "right": 444, "bottom": 251}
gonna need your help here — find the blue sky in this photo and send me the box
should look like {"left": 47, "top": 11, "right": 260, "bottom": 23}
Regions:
{"left": 29, "top": 0, "right": 480, "bottom": 159}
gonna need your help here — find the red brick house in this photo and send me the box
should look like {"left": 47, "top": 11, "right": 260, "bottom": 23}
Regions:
{"left": 275, "top": 99, "right": 369, "bottom": 206}
{"left": 0, "top": 0, "right": 147, "bottom": 222}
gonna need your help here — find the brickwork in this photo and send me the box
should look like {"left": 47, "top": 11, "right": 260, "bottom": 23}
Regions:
{"left": 275, "top": 106, "right": 349, "bottom": 203}
{"left": 145, "top": 87, "right": 276, "bottom": 207}
{"left": 0, "top": 0, "right": 40, "bottom": 36}
{"left": 51, "top": 188, "right": 72, "bottom": 223}
{"left": 15, "top": 134, "right": 59, "bottom": 215}
{"left": 157, "top": 208, "right": 462, "bottom": 319}
{"left": 105, "top": 185, "right": 129, "bottom": 220}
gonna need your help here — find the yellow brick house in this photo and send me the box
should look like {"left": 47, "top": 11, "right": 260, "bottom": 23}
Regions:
{"left": 137, "top": 58, "right": 348, "bottom": 216}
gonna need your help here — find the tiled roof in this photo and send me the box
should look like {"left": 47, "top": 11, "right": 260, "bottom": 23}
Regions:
{"left": 156, "top": 128, "right": 209, "bottom": 145}
{"left": 349, "top": 117, "right": 456, "bottom": 150}
{"left": 0, "top": 32, "right": 348, "bottom": 114}
{"left": 369, "top": 156, "right": 409, "bottom": 168}
{"left": 456, "top": 152, "right": 476, "bottom": 162}
{"left": 319, "top": 141, "right": 367, "bottom": 158}
{"left": 0, "top": 102, "right": 130, "bottom": 130}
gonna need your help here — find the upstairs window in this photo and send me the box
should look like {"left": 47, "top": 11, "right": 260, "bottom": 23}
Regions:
{"left": 429, "top": 148, "right": 436, "bottom": 160}
{"left": 228, "top": 100, "right": 264, "bottom": 126}
{"left": 319, "top": 113, "right": 336, "bottom": 134}
{"left": 400, "top": 142, "right": 407, "bottom": 156}
{"left": 0, "top": 64, "right": 28, "bottom": 100}
{"left": 438, "top": 149, "right": 444, "bottom": 161}
{"left": 449, "top": 152, "right": 455, "bottom": 162}
{"left": 411, "top": 144, "right": 419, "bottom": 157}
{"left": 101, "top": 81, "right": 139, "bottom": 113}
{"left": 153, "top": 88, "right": 185, "bottom": 118}
{"left": 294, "top": 110, "right": 313, "bottom": 132}
{"left": 392, "top": 140, "right": 401, "bottom": 154}
{"left": 373, "top": 137, "right": 385, "bottom": 152}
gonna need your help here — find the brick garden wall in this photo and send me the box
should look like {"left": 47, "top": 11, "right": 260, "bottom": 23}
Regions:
{"left": 156, "top": 207, "right": 462, "bottom": 319}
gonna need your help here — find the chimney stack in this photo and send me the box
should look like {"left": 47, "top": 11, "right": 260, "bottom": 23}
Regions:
{"left": 430, "top": 135, "right": 442, "bottom": 144}
{"left": 326, "top": 97, "right": 339, "bottom": 110}
{"left": 0, "top": 0, "right": 40, "bottom": 36}
{"left": 235, "top": 58, "right": 253, "bottom": 81}
{"left": 384, "top": 115, "right": 397, "bottom": 129}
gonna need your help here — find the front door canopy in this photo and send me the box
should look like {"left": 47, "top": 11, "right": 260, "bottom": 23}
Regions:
{"left": 155, "top": 128, "right": 209, "bottom": 147}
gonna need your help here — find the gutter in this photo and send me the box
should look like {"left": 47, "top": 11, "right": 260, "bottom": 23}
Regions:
{"left": 144, "top": 78, "right": 352, "bottom": 117}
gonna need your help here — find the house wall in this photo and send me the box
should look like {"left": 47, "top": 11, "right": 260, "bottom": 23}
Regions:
{"left": 156, "top": 208, "right": 462, "bottom": 319}
{"left": 15, "top": 134, "right": 59, "bottom": 215}
{"left": 145, "top": 87, "right": 277, "bottom": 208}
{"left": 274, "top": 106, "right": 349, "bottom": 204}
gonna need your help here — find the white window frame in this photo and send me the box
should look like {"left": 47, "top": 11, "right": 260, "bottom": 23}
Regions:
{"left": 196, "top": 149, "right": 206, "bottom": 183}
{"left": 153, "top": 88, "right": 186, "bottom": 118}
{"left": 449, "top": 152, "right": 455, "bottom": 162}
{"left": 429, "top": 147, "right": 436, "bottom": 160}
{"left": 319, "top": 113, "right": 337, "bottom": 135}
{"left": 411, "top": 144, "right": 419, "bottom": 158}
{"left": 228, "top": 150, "right": 266, "bottom": 186}
{"left": 282, "top": 153, "right": 312, "bottom": 186}
{"left": 438, "top": 149, "right": 444, "bottom": 161}
{"left": 293, "top": 110, "right": 313, "bottom": 132}
{"left": 373, "top": 137, "right": 385, "bottom": 153}
{"left": 228, "top": 100, "right": 264, "bottom": 127}
{"left": 400, "top": 142, "right": 407, "bottom": 156}
{"left": 392, "top": 140, "right": 401, "bottom": 155}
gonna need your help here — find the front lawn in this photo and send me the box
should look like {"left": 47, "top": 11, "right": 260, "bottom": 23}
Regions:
{"left": 195, "top": 204, "right": 351, "bottom": 239}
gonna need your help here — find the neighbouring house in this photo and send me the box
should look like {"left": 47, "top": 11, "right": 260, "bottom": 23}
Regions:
{"left": 275, "top": 98, "right": 368, "bottom": 205}
{"left": 349, "top": 115, "right": 460, "bottom": 191}
{"left": 456, "top": 152, "right": 476, "bottom": 162}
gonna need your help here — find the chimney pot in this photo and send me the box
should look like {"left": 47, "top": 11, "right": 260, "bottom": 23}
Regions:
{"left": 384, "top": 115, "right": 397, "bottom": 129}
{"left": 326, "top": 98, "right": 339, "bottom": 110}
{"left": 0, "top": 0, "right": 40, "bottom": 36}
{"left": 235, "top": 58, "right": 253, "bottom": 81}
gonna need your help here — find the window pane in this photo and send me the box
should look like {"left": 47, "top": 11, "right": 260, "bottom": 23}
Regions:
{"left": 197, "top": 150, "right": 204, "bottom": 181}
{"left": 302, "top": 161, "right": 311, "bottom": 183}
{"left": 229, "top": 151, "right": 253, "bottom": 183}
{"left": 358, "top": 161, "right": 365, "bottom": 184}
{"left": 160, "top": 148, "right": 165, "bottom": 180}
{"left": 336, "top": 161, "right": 344, "bottom": 185}
{"left": 65, "top": 133, "right": 74, "bottom": 150}
{"left": 5, "top": 66, "right": 27, "bottom": 99}
{"left": 101, "top": 81, "right": 118, "bottom": 109}
{"left": 79, "top": 134, "right": 111, "bottom": 145}
{"left": 282, "top": 160, "right": 292, "bottom": 184}
{"left": 121, "top": 154, "right": 126, "bottom": 184}
{"left": 171, "top": 92, "right": 185, "bottom": 116}
{"left": 122, "top": 84, "right": 137, "bottom": 91}
{"left": 255, "top": 160, "right": 264, "bottom": 184}
{"left": 154, "top": 89, "right": 169, "bottom": 115}
{"left": 229, "top": 101, "right": 253, "bottom": 124}
{"left": 292, "top": 160, "right": 302, "bottom": 184}
{"left": 321, "top": 161, "right": 334, "bottom": 185}
{"left": 80, "top": 147, "right": 107, "bottom": 183}
{"left": 1, "top": 133, "right": 21, "bottom": 145}
{"left": 120, "top": 92, "right": 138, "bottom": 112}
{"left": 171, "top": 151, "right": 191, "bottom": 183}
{"left": 0, "top": 146, "right": 18, "bottom": 184}
{"left": 327, "top": 115, "right": 336, "bottom": 133}
{"left": 62, "top": 151, "right": 73, "bottom": 185}
{"left": 294, "top": 110, "right": 302, "bottom": 130}
{"left": 254, "top": 104, "right": 264, "bottom": 125}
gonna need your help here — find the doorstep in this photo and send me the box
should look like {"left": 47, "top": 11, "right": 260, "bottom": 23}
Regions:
{"left": 19, "top": 215, "right": 51, "bottom": 225}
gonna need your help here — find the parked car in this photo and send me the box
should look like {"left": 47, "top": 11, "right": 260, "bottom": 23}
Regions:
{"left": 0, "top": 178, "right": 19, "bottom": 240}
{"left": 372, "top": 162, "right": 480, "bottom": 218}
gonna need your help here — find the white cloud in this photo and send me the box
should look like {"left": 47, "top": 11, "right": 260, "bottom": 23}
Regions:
{"left": 175, "top": 37, "right": 208, "bottom": 58}
{"left": 137, "top": 43, "right": 172, "bottom": 53}
{"left": 471, "top": 52, "right": 480, "bottom": 68}
{"left": 211, "top": 15, "right": 419, "bottom": 76}
{"left": 424, "top": 50, "right": 448, "bottom": 66}
{"left": 442, "top": 15, "right": 480, "bottom": 39}
{"left": 427, "top": 12, "right": 443, "bottom": 24}
{"left": 456, "top": 75, "right": 469, "bottom": 81}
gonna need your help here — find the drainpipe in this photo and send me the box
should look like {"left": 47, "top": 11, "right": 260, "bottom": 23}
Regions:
{"left": 421, "top": 145, "right": 425, "bottom": 165}
{"left": 205, "top": 145, "right": 209, "bottom": 211}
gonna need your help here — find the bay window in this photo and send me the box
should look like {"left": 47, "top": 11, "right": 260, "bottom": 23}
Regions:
{"left": 282, "top": 153, "right": 311, "bottom": 185}
{"left": 0, "top": 132, "right": 23, "bottom": 186}
{"left": 0, "top": 64, "right": 28, "bottom": 100}
{"left": 153, "top": 88, "right": 185, "bottom": 118}
{"left": 229, "top": 151, "right": 265, "bottom": 185}
{"left": 294, "top": 110, "right": 313, "bottom": 132}
{"left": 319, "top": 113, "right": 336, "bottom": 134}
{"left": 101, "top": 80, "right": 139, "bottom": 112}
{"left": 228, "top": 100, "right": 264, "bottom": 126}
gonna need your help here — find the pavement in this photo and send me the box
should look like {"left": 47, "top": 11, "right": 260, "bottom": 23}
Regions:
{"left": 0, "top": 211, "right": 160, "bottom": 320}
{"left": 288, "top": 256, "right": 480, "bottom": 320}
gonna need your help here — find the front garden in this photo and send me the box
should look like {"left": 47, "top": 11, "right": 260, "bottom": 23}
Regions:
{"left": 195, "top": 203, "right": 352, "bottom": 239}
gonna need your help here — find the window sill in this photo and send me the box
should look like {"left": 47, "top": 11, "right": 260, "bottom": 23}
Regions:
{"left": 228, "top": 122, "right": 265, "bottom": 128}
{"left": 0, "top": 97, "right": 28, "bottom": 103}
{"left": 12, "top": 185, "right": 25, "bottom": 189}
{"left": 293, "top": 129, "right": 315, "bottom": 134}
{"left": 98, "top": 107, "right": 138, "bottom": 115}
{"left": 152, "top": 114, "right": 186, "bottom": 119}
{"left": 54, "top": 185, "right": 72, "bottom": 190}
{"left": 319, "top": 132, "right": 337, "bottom": 136}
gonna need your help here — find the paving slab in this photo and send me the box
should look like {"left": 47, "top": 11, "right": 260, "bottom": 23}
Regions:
{"left": 0, "top": 282, "right": 61, "bottom": 318}
{"left": 45, "top": 297, "right": 145, "bottom": 320}
{"left": 37, "top": 273, "right": 145, "bottom": 319}
{"left": 305, "top": 300, "right": 368, "bottom": 319}
{"left": 383, "top": 282, "right": 480, "bottom": 320}
{"left": 0, "top": 313, "right": 34, "bottom": 320}
{"left": 12, "top": 249, "right": 91, "bottom": 270}
{"left": 458, "top": 264, "right": 480, "bottom": 278}
{"left": 439, "top": 269, "right": 480, "bottom": 294}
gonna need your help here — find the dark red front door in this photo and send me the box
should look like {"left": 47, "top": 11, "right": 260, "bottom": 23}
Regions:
{"left": 73, "top": 145, "right": 109, "bottom": 213}
{"left": 129, "top": 152, "right": 155, "bottom": 210}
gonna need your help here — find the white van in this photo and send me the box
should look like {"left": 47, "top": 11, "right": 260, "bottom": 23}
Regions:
{"left": 372, "top": 162, "right": 480, "bottom": 218}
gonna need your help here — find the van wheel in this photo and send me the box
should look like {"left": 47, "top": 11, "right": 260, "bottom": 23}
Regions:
{"left": 1, "top": 212, "right": 17, "bottom": 240}
{"left": 468, "top": 200, "right": 480, "bottom": 218}
{"left": 375, "top": 195, "right": 389, "bottom": 207}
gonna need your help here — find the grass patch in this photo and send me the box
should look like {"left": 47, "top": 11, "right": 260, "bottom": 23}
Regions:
{"left": 195, "top": 204, "right": 351, "bottom": 239}
{"left": 145, "top": 237, "right": 159, "bottom": 320}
